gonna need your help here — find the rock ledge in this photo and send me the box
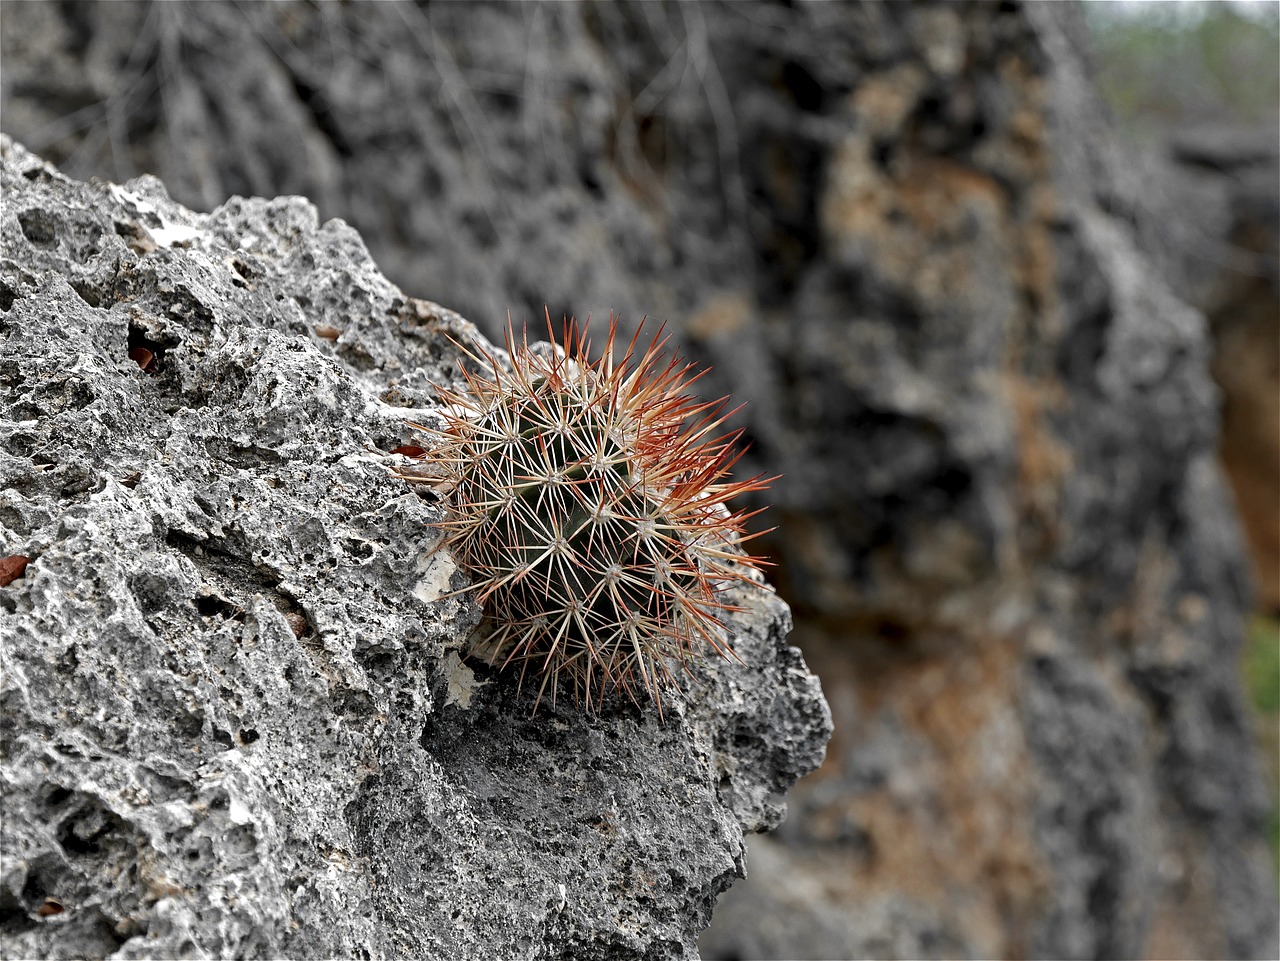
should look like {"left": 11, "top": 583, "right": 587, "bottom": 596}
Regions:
{"left": 0, "top": 136, "right": 831, "bottom": 961}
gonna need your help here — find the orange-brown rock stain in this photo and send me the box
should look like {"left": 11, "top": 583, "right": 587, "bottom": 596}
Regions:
{"left": 1213, "top": 288, "right": 1280, "bottom": 612}
{"left": 798, "top": 628, "right": 1051, "bottom": 961}
{"left": 749, "top": 24, "right": 1269, "bottom": 960}
{"left": 1141, "top": 827, "right": 1231, "bottom": 961}
{"left": 790, "top": 44, "right": 1102, "bottom": 960}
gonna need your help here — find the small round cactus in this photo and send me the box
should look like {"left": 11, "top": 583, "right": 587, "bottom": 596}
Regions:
{"left": 415, "top": 315, "right": 769, "bottom": 713}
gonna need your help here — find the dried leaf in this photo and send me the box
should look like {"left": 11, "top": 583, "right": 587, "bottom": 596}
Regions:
{"left": 128, "top": 234, "right": 158, "bottom": 256}
{"left": 37, "top": 897, "right": 64, "bottom": 917}
{"left": 128, "top": 347, "right": 157, "bottom": 373}
{"left": 0, "top": 555, "right": 30, "bottom": 586}
{"left": 390, "top": 445, "right": 426, "bottom": 457}
{"left": 314, "top": 324, "right": 342, "bottom": 341}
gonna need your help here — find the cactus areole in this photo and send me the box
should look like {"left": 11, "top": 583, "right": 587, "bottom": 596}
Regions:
{"left": 410, "top": 315, "right": 771, "bottom": 714}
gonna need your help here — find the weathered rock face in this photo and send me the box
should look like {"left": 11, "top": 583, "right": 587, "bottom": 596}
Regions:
{"left": 2, "top": 2, "right": 1276, "bottom": 959}
{"left": 1129, "top": 122, "right": 1280, "bottom": 614}
{"left": 702, "top": 7, "right": 1280, "bottom": 958}
{"left": 0, "top": 137, "right": 830, "bottom": 960}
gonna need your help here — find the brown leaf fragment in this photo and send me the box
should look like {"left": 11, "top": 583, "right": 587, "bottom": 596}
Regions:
{"left": 115, "top": 220, "right": 157, "bottom": 255}
{"left": 314, "top": 324, "right": 342, "bottom": 341}
{"left": 128, "top": 234, "right": 158, "bottom": 256}
{"left": 128, "top": 347, "right": 157, "bottom": 373}
{"left": 37, "top": 897, "right": 64, "bottom": 917}
{"left": 390, "top": 445, "right": 426, "bottom": 457}
{"left": 0, "top": 555, "right": 30, "bottom": 586}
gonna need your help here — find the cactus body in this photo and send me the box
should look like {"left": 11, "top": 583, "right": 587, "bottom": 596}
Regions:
{"left": 419, "top": 317, "right": 769, "bottom": 712}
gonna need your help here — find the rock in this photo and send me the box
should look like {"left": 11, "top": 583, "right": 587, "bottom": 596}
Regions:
{"left": 705, "top": 6, "right": 1280, "bottom": 957}
{"left": 707, "top": 6, "right": 1279, "bottom": 957}
{"left": 1, "top": 2, "right": 1275, "bottom": 958}
{"left": 0, "top": 136, "right": 830, "bottom": 961}
{"left": 1129, "top": 122, "right": 1280, "bottom": 613}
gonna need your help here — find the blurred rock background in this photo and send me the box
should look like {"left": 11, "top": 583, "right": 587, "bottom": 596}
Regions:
{"left": 2, "top": 1, "right": 1275, "bottom": 957}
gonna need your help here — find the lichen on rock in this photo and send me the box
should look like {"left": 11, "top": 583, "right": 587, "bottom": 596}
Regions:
{"left": 0, "top": 136, "right": 831, "bottom": 961}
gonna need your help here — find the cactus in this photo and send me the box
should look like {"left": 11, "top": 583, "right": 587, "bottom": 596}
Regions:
{"left": 414, "top": 315, "right": 770, "bottom": 713}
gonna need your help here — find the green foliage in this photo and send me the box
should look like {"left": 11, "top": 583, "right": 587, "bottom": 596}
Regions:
{"left": 1268, "top": 808, "right": 1280, "bottom": 883}
{"left": 1085, "top": 1, "right": 1280, "bottom": 139}
{"left": 1243, "top": 614, "right": 1280, "bottom": 875}
{"left": 1245, "top": 615, "right": 1280, "bottom": 713}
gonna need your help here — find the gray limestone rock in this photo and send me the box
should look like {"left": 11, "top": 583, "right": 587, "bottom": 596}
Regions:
{"left": 1, "top": 3, "right": 1275, "bottom": 958}
{"left": 0, "top": 136, "right": 831, "bottom": 961}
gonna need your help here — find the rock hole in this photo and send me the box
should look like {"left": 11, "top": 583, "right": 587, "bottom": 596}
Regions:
{"left": 343, "top": 538, "right": 376, "bottom": 561}
{"left": 211, "top": 727, "right": 235, "bottom": 751}
{"left": 871, "top": 619, "right": 909, "bottom": 644}
{"left": 56, "top": 805, "right": 121, "bottom": 856}
{"left": 45, "top": 786, "right": 72, "bottom": 807}
{"left": 70, "top": 280, "right": 102, "bottom": 308}
{"left": 20, "top": 870, "right": 46, "bottom": 903}
{"left": 0, "top": 904, "right": 35, "bottom": 934}
{"left": 916, "top": 92, "right": 944, "bottom": 122}
{"left": 17, "top": 210, "right": 55, "bottom": 246}
{"left": 781, "top": 60, "right": 824, "bottom": 113}
{"left": 873, "top": 140, "right": 894, "bottom": 171}
{"left": 194, "top": 590, "right": 240, "bottom": 620}
{"left": 127, "top": 325, "right": 167, "bottom": 374}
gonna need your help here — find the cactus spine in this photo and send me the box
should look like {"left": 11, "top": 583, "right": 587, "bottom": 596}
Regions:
{"left": 417, "top": 316, "right": 769, "bottom": 713}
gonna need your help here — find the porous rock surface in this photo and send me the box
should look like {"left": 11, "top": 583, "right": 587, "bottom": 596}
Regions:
{"left": 0, "top": 136, "right": 831, "bottom": 961}
{"left": 1133, "top": 121, "right": 1280, "bottom": 613}
{"left": 2, "top": 2, "right": 1277, "bottom": 959}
